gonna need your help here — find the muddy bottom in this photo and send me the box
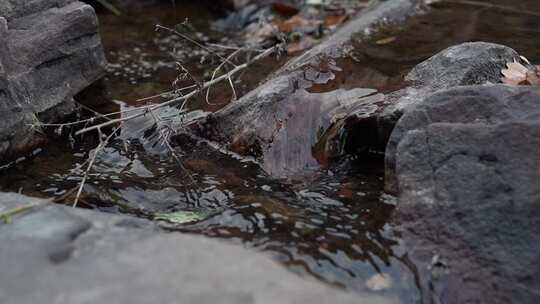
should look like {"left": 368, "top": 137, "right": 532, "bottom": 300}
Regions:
{"left": 2, "top": 0, "right": 540, "bottom": 303}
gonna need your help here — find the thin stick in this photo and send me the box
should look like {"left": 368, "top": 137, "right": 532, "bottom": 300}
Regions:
{"left": 206, "top": 48, "right": 242, "bottom": 105}
{"left": 228, "top": 76, "right": 237, "bottom": 101}
{"left": 207, "top": 43, "right": 264, "bottom": 52}
{"left": 0, "top": 204, "right": 39, "bottom": 224}
{"left": 33, "top": 104, "right": 150, "bottom": 128}
{"left": 76, "top": 102, "right": 113, "bottom": 122}
{"left": 72, "top": 127, "right": 120, "bottom": 207}
{"left": 156, "top": 25, "right": 237, "bottom": 68}
{"left": 96, "top": 0, "right": 121, "bottom": 15}
{"left": 136, "top": 85, "right": 197, "bottom": 102}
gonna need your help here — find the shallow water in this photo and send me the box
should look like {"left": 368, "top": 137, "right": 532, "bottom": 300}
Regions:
{"left": 2, "top": 0, "right": 540, "bottom": 302}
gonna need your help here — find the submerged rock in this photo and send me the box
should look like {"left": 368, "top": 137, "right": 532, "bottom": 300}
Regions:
{"left": 0, "top": 192, "right": 393, "bottom": 304}
{"left": 0, "top": 0, "right": 106, "bottom": 163}
{"left": 391, "top": 85, "right": 540, "bottom": 304}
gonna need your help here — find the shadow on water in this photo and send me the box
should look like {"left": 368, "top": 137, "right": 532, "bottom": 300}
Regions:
{"left": 2, "top": 0, "right": 540, "bottom": 302}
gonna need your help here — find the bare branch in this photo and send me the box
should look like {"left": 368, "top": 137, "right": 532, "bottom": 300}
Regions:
{"left": 73, "top": 127, "right": 120, "bottom": 207}
{"left": 206, "top": 48, "right": 242, "bottom": 105}
{"left": 156, "top": 24, "right": 237, "bottom": 68}
{"left": 75, "top": 43, "right": 281, "bottom": 136}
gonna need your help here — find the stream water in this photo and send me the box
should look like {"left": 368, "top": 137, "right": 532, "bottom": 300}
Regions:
{"left": 1, "top": 1, "right": 540, "bottom": 302}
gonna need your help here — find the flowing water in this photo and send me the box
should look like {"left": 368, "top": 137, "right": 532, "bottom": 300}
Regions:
{"left": 1, "top": 1, "right": 540, "bottom": 302}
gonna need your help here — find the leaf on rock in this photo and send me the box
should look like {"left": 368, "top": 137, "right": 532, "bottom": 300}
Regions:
{"left": 366, "top": 273, "right": 393, "bottom": 291}
{"left": 278, "top": 15, "right": 311, "bottom": 33}
{"left": 154, "top": 211, "right": 205, "bottom": 224}
{"left": 501, "top": 59, "right": 540, "bottom": 85}
{"left": 323, "top": 15, "right": 348, "bottom": 28}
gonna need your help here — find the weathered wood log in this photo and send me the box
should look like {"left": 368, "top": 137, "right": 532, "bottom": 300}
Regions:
{"left": 191, "top": 0, "right": 420, "bottom": 177}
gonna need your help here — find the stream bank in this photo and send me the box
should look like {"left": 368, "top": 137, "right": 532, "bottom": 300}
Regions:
{"left": 1, "top": 192, "right": 389, "bottom": 304}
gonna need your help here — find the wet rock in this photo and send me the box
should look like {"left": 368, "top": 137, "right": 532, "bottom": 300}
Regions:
{"left": 0, "top": 192, "right": 393, "bottom": 304}
{"left": 383, "top": 42, "right": 519, "bottom": 192}
{"left": 392, "top": 85, "right": 540, "bottom": 304}
{"left": 0, "top": 0, "right": 106, "bottom": 162}
{"left": 204, "top": 86, "right": 384, "bottom": 176}
{"left": 407, "top": 42, "right": 518, "bottom": 90}
{"left": 192, "top": 0, "right": 419, "bottom": 177}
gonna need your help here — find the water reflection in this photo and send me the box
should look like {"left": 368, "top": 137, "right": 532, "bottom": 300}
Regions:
{"left": 0, "top": 122, "right": 419, "bottom": 299}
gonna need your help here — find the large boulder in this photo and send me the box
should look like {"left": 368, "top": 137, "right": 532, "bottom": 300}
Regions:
{"left": 0, "top": 0, "right": 106, "bottom": 162}
{"left": 383, "top": 42, "right": 519, "bottom": 192}
{"left": 391, "top": 85, "right": 540, "bottom": 304}
{"left": 0, "top": 192, "right": 394, "bottom": 304}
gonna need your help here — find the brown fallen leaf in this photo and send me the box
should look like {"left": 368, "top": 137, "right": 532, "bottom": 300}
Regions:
{"left": 501, "top": 59, "right": 540, "bottom": 86}
{"left": 501, "top": 60, "right": 529, "bottom": 85}
{"left": 277, "top": 15, "right": 309, "bottom": 33}
{"left": 324, "top": 14, "right": 348, "bottom": 28}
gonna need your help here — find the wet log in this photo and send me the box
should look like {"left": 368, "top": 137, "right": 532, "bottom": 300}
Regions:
{"left": 191, "top": 0, "right": 420, "bottom": 177}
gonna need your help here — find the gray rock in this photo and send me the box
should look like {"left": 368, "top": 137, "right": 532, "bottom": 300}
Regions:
{"left": 0, "top": 192, "right": 394, "bottom": 304}
{"left": 391, "top": 85, "right": 540, "bottom": 304}
{"left": 0, "top": 0, "right": 106, "bottom": 162}
{"left": 383, "top": 42, "right": 519, "bottom": 192}
{"left": 406, "top": 42, "right": 518, "bottom": 90}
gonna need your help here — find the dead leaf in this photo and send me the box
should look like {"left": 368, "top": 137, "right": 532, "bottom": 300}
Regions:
{"left": 375, "top": 36, "right": 397, "bottom": 45}
{"left": 501, "top": 59, "right": 540, "bottom": 86}
{"left": 526, "top": 69, "right": 540, "bottom": 85}
{"left": 277, "top": 15, "right": 310, "bottom": 33}
{"left": 501, "top": 62, "right": 528, "bottom": 85}
{"left": 324, "top": 14, "right": 348, "bottom": 28}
